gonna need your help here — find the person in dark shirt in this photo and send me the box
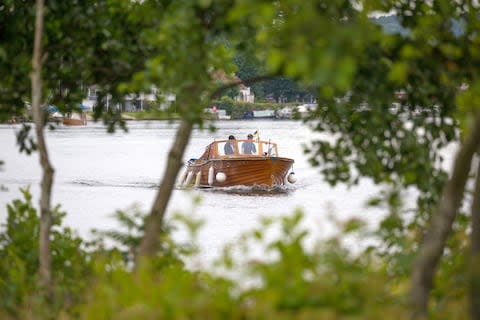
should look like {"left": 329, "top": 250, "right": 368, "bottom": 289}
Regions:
{"left": 241, "top": 134, "right": 257, "bottom": 154}
{"left": 224, "top": 135, "right": 235, "bottom": 155}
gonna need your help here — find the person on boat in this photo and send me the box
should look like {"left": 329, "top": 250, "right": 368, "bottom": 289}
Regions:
{"left": 241, "top": 133, "right": 257, "bottom": 154}
{"left": 224, "top": 135, "right": 236, "bottom": 155}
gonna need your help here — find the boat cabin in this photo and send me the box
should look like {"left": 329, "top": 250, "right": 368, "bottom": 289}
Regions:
{"left": 198, "top": 139, "right": 279, "bottom": 160}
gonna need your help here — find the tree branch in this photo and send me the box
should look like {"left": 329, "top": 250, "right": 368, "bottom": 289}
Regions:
{"left": 470, "top": 156, "right": 480, "bottom": 319}
{"left": 136, "top": 118, "right": 193, "bottom": 261}
{"left": 411, "top": 115, "right": 480, "bottom": 318}
{"left": 31, "top": 0, "right": 55, "bottom": 298}
{"left": 209, "top": 74, "right": 279, "bottom": 100}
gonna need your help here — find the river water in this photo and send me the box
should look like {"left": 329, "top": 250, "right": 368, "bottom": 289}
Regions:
{"left": 1, "top": 120, "right": 389, "bottom": 262}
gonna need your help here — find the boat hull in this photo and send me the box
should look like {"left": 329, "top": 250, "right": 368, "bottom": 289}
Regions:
{"left": 183, "top": 157, "right": 294, "bottom": 188}
{"left": 63, "top": 113, "right": 87, "bottom": 126}
{"left": 63, "top": 118, "right": 87, "bottom": 126}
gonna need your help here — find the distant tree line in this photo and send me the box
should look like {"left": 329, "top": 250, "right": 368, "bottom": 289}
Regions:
{"left": 232, "top": 15, "right": 420, "bottom": 104}
{"left": 233, "top": 54, "right": 316, "bottom": 103}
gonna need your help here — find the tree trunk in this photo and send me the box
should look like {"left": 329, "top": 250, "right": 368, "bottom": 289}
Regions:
{"left": 411, "top": 116, "right": 480, "bottom": 318}
{"left": 137, "top": 118, "right": 193, "bottom": 260}
{"left": 470, "top": 157, "right": 480, "bottom": 319}
{"left": 135, "top": 75, "right": 275, "bottom": 264}
{"left": 31, "top": 0, "right": 55, "bottom": 296}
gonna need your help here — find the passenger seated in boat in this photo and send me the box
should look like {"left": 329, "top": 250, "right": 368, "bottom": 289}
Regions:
{"left": 224, "top": 135, "right": 235, "bottom": 155}
{"left": 241, "top": 134, "right": 257, "bottom": 154}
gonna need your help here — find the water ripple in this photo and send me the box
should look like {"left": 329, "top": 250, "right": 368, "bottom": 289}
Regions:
{"left": 70, "top": 179, "right": 158, "bottom": 189}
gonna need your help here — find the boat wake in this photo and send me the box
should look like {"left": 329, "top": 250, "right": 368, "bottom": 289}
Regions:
{"left": 70, "top": 179, "right": 158, "bottom": 189}
{"left": 71, "top": 179, "right": 294, "bottom": 196}
{"left": 181, "top": 184, "right": 295, "bottom": 196}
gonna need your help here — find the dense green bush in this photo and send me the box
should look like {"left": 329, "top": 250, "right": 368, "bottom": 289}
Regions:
{"left": 0, "top": 188, "right": 93, "bottom": 318}
{"left": 0, "top": 191, "right": 470, "bottom": 319}
{"left": 215, "top": 96, "right": 235, "bottom": 116}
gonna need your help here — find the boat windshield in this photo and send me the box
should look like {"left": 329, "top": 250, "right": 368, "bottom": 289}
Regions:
{"left": 260, "top": 141, "right": 278, "bottom": 156}
{"left": 239, "top": 140, "right": 258, "bottom": 155}
{"left": 217, "top": 141, "right": 239, "bottom": 156}
{"left": 215, "top": 140, "right": 278, "bottom": 157}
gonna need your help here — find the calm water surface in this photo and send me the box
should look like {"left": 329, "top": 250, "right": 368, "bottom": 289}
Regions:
{"left": 0, "top": 120, "right": 387, "bottom": 262}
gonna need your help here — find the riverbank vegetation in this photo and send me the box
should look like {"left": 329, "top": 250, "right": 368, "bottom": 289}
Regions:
{"left": 122, "top": 100, "right": 286, "bottom": 120}
{"left": 2, "top": 0, "right": 480, "bottom": 319}
{"left": 3, "top": 101, "right": 293, "bottom": 123}
{"left": 3, "top": 188, "right": 467, "bottom": 319}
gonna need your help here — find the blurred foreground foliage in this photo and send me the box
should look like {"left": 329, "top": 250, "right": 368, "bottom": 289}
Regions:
{"left": 0, "top": 189, "right": 469, "bottom": 319}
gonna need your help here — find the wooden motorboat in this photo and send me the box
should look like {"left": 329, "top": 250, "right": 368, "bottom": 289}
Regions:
{"left": 178, "top": 137, "right": 296, "bottom": 188}
{"left": 63, "top": 112, "right": 87, "bottom": 126}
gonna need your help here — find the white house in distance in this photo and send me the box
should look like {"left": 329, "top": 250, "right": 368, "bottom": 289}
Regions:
{"left": 212, "top": 70, "right": 255, "bottom": 104}
{"left": 235, "top": 85, "right": 255, "bottom": 103}
{"left": 81, "top": 86, "right": 100, "bottom": 111}
{"left": 124, "top": 87, "right": 176, "bottom": 111}
{"left": 81, "top": 85, "right": 176, "bottom": 112}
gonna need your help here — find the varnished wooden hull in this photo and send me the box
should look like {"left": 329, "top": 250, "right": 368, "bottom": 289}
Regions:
{"left": 183, "top": 157, "right": 294, "bottom": 188}
{"left": 63, "top": 118, "right": 87, "bottom": 126}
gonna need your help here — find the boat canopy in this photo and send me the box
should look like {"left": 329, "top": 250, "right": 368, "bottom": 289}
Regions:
{"left": 45, "top": 105, "right": 59, "bottom": 113}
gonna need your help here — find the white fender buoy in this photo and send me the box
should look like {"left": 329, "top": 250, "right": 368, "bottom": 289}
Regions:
{"left": 208, "top": 166, "right": 214, "bottom": 185}
{"left": 176, "top": 168, "right": 188, "bottom": 187}
{"left": 184, "top": 171, "right": 194, "bottom": 187}
{"left": 216, "top": 172, "right": 226, "bottom": 183}
{"left": 287, "top": 172, "right": 297, "bottom": 184}
{"left": 194, "top": 171, "right": 202, "bottom": 187}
